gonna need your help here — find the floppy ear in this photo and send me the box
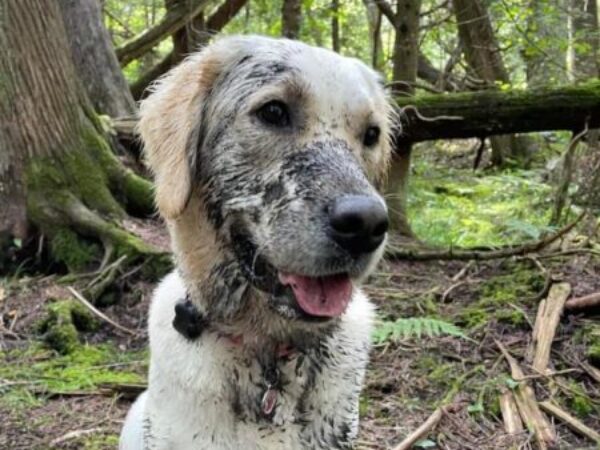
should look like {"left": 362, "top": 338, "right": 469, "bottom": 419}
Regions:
{"left": 138, "top": 47, "right": 224, "bottom": 219}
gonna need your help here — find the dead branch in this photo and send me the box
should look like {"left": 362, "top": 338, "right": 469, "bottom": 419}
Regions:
{"left": 580, "top": 361, "right": 600, "bottom": 383}
{"left": 67, "top": 286, "right": 137, "bottom": 336}
{"left": 526, "top": 283, "right": 571, "bottom": 373}
{"left": 499, "top": 390, "right": 524, "bottom": 435}
{"left": 539, "top": 401, "right": 600, "bottom": 443}
{"left": 391, "top": 403, "right": 462, "bottom": 450}
{"left": 115, "top": 0, "right": 210, "bottom": 66}
{"left": 565, "top": 291, "right": 600, "bottom": 311}
{"left": 495, "top": 340, "right": 556, "bottom": 449}
{"left": 388, "top": 210, "right": 586, "bottom": 261}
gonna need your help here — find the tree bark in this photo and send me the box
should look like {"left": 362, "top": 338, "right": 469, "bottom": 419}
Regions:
{"left": 282, "top": 0, "right": 302, "bottom": 39}
{"left": 452, "top": 0, "right": 530, "bottom": 166}
{"left": 0, "top": 0, "right": 162, "bottom": 269}
{"left": 115, "top": 0, "right": 210, "bottom": 66}
{"left": 394, "top": 81, "right": 600, "bottom": 145}
{"left": 59, "top": 0, "right": 136, "bottom": 118}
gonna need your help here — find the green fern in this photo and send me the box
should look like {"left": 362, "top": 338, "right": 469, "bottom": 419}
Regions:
{"left": 372, "top": 317, "right": 468, "bottom": 345}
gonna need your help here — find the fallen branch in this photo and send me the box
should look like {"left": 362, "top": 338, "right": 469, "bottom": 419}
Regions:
{"left": 499, "top": 390, "right": 524, "bottom": 435}
{"left": 391, "top": 403, "right": 462, "bottom": 450}
{"left": 495, "top": 340, "right": 556, "bottom": 450}
{"left": 67, "top": 286, "right": 137, "bottom": 336}
{"left": 565, "top": 291, "right": 600, "bottom": 311}
{"left": 388, "top": 211, "right": 585, "bottom": 261}
{"left": 526, "top": 282, "right": 571, "bottom": 373}
{"left": 539, "top": 401, "right": 600, "bottom": 443}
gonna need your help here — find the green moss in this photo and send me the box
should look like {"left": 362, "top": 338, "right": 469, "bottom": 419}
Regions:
{"left": 457, "top": 265, "right": 542, "bottom": 329}
{"left": 37, "top": 299, "right": 98, "bottom": 354}
{"left": 83, "top": 434, "right": 120, "bottom": 450}
{"left": 50, "top": 229, "right": 100, "bottom": 271}
{"left": 0, "top": 343, "right": 147, "bottom": 408}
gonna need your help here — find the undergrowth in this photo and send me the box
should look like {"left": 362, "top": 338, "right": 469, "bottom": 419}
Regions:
{"left": 373, "top": 317, "right": 468, "bottom": 344}
{"left": 407, "top": 154, "right": 557, "bottom": 246}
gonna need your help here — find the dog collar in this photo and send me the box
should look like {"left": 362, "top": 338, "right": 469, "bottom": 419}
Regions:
{"left": 173, "top": 295, "right": 297, "bottom": 418}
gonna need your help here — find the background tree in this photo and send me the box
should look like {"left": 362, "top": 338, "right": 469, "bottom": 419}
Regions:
{"left": 376, "top": 0, "right": 422, "bottom": 236}
{"left": 59, "top": 0, "right": 136, "bottom": 118}
{"left": 282, "top": 0, "right": 302, "bottom": 39}
{"left": 452, "top": 0, "right": 531, "bottom": 166}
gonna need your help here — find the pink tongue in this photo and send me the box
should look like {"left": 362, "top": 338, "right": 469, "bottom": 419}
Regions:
{"left": 278, "top": 273, "right": 353, "bottom": 317}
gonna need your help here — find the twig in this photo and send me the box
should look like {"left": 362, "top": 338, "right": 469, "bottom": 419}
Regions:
{"left": 67, "top": 287, "right": 137, "bottom": 336}
{"left": 513, "top": 368, "right": 580, "bottom": 382}
{"left": 400, "top": 105, "right": 463, "bottom": 122}
{"left": 565, "top": 291, "right": 600, "bottom": 311}
{"left": 50, "top": 427, "right": 106, "bottom": 446}
{"left": 580, "top": 361, "right": 600, "bottom": 384}
{"left": 539, "top": 401, "right": 600, "bottom": 443}
{"left": 391, "top": 403, "right": 462, "bottom": 450}
{"left": 387, "top": 210, "right": 586, "bottom": 261}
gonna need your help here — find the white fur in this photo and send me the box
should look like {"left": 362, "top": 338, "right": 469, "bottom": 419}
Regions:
{"left": 120, "top": 272, "right": 374, "bottom": 449}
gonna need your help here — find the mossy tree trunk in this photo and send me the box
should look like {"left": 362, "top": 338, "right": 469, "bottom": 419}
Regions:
{"left": 0, "top": 0, "right": 163, "bottom": 271}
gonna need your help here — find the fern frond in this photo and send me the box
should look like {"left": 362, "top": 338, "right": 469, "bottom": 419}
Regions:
{"left": 372, "top": 317, "right": 468, "bottom": 345}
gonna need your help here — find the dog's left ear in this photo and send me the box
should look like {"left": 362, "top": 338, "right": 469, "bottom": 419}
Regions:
{"left": 138, "top": 46, "right": 225, "bottom": 219}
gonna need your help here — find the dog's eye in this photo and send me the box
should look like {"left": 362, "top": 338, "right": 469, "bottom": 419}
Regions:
{"left": 363, "top": 126, "right": 380, "bottom": 147}
{"left": 256, "top": 101, "right": 290, "bottom": 127}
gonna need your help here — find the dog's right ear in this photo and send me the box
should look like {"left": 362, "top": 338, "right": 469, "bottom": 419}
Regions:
{"left": 138, "top": 47, "right": 224, "bottom": 219}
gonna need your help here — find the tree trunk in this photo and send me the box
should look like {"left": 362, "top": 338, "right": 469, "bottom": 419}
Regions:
{"left": 282, "top": 0, "right": 302, "bottom": 39}
{"left": 331, "top": 0, "right": 341, "bottom": 53}
{"left": 452, "top": 0, "right": 531, "bottom": 166}
{"left": 363, "top": 0, "right": 384, "bottom": 70}
{"left": 59, "top": 0, "right": 136, "bottom": 118}
{"left": 569, "top": 0, "right": 600, "bottom": 210}
{"left": 386, "top": 0, "right": 421, "bottom": 236}
{"left": 0, "top": 0, "right": 163, "bottom": 271}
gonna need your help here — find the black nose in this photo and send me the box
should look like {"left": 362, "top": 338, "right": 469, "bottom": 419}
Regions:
{"left": 328, "top": 195, "right": 389, "bottom": 255}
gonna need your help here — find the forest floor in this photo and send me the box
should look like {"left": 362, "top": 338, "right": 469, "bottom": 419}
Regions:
{"left": 1, "top": 141, "right": 599, "bottom": 450}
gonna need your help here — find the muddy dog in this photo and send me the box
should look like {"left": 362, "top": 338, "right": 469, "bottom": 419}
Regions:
{"left": 119, "top": 35, "right": 393, "bottom": 450}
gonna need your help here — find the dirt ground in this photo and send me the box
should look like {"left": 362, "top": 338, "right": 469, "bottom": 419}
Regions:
{"left": 1, "top": 238, "right": 599, "bottom": 449}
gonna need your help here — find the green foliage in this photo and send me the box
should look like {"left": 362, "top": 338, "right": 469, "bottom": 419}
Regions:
{"left": 373, "top": 317, "right": 468, "bottom": 344}
{"left": 408, "top": 158, "right": 555, "bottom": 247}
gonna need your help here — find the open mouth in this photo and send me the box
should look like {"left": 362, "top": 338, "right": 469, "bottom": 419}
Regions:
{"left": 278, "top": 272, "right": 353, "bottom": 318}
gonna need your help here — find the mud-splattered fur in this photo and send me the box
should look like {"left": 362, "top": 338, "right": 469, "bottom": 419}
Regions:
{"left": 120, "top": 36, "right": 393, "bottom": 450}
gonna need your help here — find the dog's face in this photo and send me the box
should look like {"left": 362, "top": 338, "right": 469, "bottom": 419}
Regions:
{"left": 140, "top": 36, "right": 393, "bottom": 325}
